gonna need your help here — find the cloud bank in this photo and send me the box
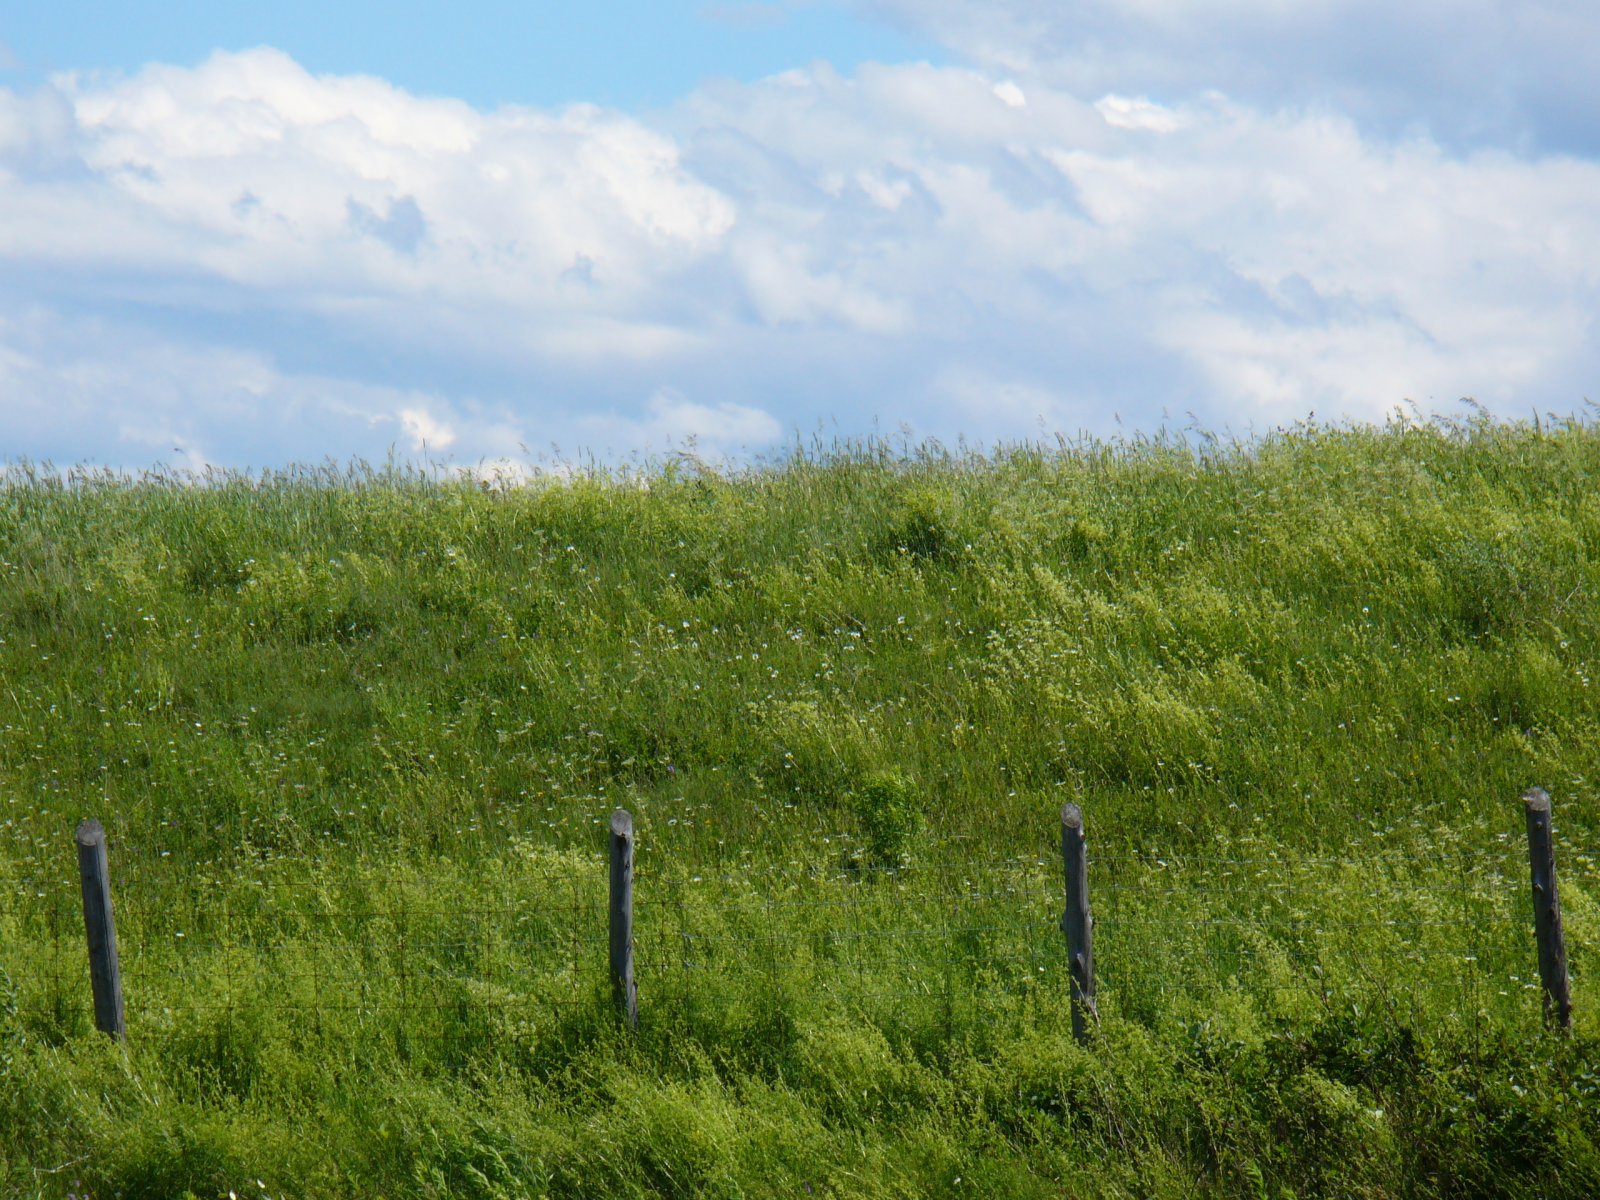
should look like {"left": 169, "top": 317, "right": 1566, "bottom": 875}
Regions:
{"left": 1, "top": 43, "right": 1596, "bottom": 468}
{"left": 862, "top": 0, "right": 1600, "bottom": 155}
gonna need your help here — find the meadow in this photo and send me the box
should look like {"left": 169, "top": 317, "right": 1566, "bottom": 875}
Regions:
{"left": 1, "top": 417, "right": 1597, "bottom": 1197}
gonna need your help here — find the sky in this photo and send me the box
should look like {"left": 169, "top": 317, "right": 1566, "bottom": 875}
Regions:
{"left": 1, "top": 1, "right": 1597, "bottom": 471}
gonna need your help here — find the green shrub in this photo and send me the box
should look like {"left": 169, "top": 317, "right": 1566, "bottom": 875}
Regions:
{"left": 853, "top": 768, "right": 921, "bottom": 868}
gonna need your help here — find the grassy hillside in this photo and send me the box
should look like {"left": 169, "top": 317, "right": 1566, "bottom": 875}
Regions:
{"left": 2, "top": 418, "right": 1598, "bottom": 1197}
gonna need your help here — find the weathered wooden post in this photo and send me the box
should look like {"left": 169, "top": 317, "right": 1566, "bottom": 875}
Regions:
{"left": 75, "top": 819, "right": 126, "bottom": 1041}
{"left": 609, "top": 808, "right": 638, "bottom": 1030}
{"left": 1522, "top": 788, "right": 1571, "bottom": 1031}
{"left": 1060, "top": 804, "right": 1097, "bottom": 1044}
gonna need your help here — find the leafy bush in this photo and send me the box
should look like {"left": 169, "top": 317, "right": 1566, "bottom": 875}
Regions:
{"left": 853, "top": 768, "right": 921, "bottom": 867}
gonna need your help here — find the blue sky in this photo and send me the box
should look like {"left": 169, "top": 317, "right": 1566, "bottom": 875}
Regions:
{"left": 2, "top": 1, "right": 942, "bottom": 111}
{"left": 1, "top": 1, "right": 1597, "bottom": 471}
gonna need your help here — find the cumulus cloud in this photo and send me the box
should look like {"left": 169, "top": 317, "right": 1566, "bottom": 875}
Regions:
{"left": 399, "top": 406, "right": 456, "bottom": 452}
{"left": 0, "top": 45, "right": 1596, "bottom": 469}
{"left": 679, "top": 66, "right": 1600, "bottom": 426}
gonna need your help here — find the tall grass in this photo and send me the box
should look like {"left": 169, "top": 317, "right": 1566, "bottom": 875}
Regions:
{"left": 1, "top": 417, "right": 1598, "bottom": 1197}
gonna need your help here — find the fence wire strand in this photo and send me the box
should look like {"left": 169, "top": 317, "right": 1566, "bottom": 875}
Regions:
{"left": 0, "top": 834, "right": 1584, "bottom": 1055}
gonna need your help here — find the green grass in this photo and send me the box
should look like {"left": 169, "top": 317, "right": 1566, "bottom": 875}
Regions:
{"left": 2, "top": 416, "right": 1599, "bottom": 1197}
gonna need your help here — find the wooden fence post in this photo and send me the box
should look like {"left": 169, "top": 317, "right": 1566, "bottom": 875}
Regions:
{"left": 1522, "top": 788, "right": 1572, "bottom": 1031}
{"left": 1060, "top": 804, "right": 1097, "bottom": 1044}
{"left": 75, "top": 819, "right": 126, "bottom": 1041}
{"left": 610, "top": 808, "right": 638, "bottom": 1030}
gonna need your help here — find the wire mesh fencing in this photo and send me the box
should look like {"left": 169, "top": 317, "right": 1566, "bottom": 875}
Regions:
{"left": 0, "top": 814, "right": 1591, "bottom": 1063}
{"left": 1087, "top": 838, "right": 1577, "bottom": 1035}
{"left": 0, "top": 846, "right": 613, "bottom": 1061}
{"left": 636, "top": 854, "right": 1072, "bottom": 1039}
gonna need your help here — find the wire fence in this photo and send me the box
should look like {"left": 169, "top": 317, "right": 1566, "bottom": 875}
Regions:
{"left": 0, "top": 820, "right": 1591, "bottom": 1060}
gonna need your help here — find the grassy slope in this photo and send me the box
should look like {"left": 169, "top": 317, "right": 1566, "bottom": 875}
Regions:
{"left": 1, "top": 420, "right": 1598, "bottom": 1197}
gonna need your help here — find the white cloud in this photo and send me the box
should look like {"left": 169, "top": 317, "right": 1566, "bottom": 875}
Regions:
{"left": 992, "top": 80, "right": 1026, "bottom": 109}
{"left": 1095, "top": 94, "right": 1187, "bottom": 134}
{"left": 734, "top": 232, "right": 910, "bottom": 332}
{"left": 860, "top": 0, "right": 1600, "bottom": 154}
{"left": 0, "top": 301, "right": 527, "bottom": 468}
{"left": 580, "top": 390, "right": 785, "bottom": 459}
{"left": 399, "top": 407, "right": 457, "bottom": 452}
{"left": 4, "top": 49, "right": 735, "bottom": 313}
{"left": 0, "top": 45, "right": 1596, "bottom": 468}
{"left": 649, "top": 391, "right": 784, "bottom": 448}
{"left": 932, "top": 367, "right": 1083, "bottom": 435}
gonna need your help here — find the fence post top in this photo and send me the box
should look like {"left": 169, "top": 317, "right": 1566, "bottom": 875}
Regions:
{"left": 1522, "top": 787, "right": 1552, "bottom": 813}
{"left": 76, "top": 818, "right": 105, "bottom": 847}
{"left": 610, "top": 808, "right": 633, "bottom": 837}
{"left": 1061, "top": 803, "right": 1083, "bottom": 830}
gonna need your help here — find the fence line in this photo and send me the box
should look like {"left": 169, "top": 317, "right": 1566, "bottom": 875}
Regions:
{"left": 0, "top": 796, "right": 1586, "bottom": 1054}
